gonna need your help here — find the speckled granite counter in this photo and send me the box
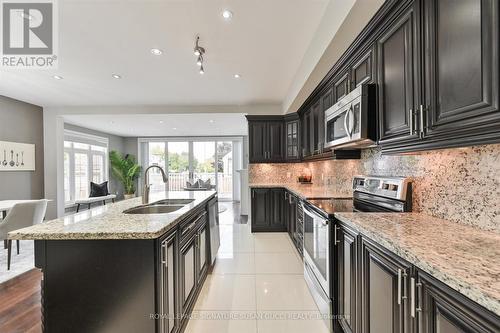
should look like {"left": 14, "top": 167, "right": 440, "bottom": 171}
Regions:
{"left": 249, "top": 183, "right": 352, "bottom": 200}
{"left": 335, "top": 212, "right": 500, "bottom": 316}
{"left": 8, "top": 191, "right": 216, "bottom": 240}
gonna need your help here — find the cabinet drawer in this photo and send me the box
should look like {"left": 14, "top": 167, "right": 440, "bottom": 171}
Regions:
{"left": 180, "top": 211, "right": 207, "bottom": 243}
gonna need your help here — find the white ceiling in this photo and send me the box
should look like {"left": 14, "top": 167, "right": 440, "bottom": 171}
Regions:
{"left": 63, "top": 113, "right": 248, "bottom": 137}
{"left": 0, "top": 0, "right": 329, "bottom": 107}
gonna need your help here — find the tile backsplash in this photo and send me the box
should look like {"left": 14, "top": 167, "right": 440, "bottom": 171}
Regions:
{"left": 249, "top": 144, "right": 500, "bottom": 231}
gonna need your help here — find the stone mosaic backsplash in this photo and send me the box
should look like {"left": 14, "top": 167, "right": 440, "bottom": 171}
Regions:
{"left": 248, "top": 144, "right": 500, "bottom": 231}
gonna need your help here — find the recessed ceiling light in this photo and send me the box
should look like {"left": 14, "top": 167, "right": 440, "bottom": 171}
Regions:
{"left": 209, "top": 120, "right": 215, "bottom": 123}
{"left": 52, "top": 75, "right": 63, "bottom": 80}
{"left": 222, "top": 9, "right": 233, "bottom": 20}
{"left": 172, "top": 127, "right": 177, "bottom": 130}
{"left": 159, "top": 120, "right": 164, "bottom": 124}
{"left": 112, "top": 74, "right": 122, "bottom": 79}
{"left": 151, "top": 48, "right": 163, "bottom": 56}
{"left": 234, "top": 74, "right": 241, "bottom": 78}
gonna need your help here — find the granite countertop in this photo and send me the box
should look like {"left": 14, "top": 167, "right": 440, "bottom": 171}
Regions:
{"left": 249, "top": 183, "right": 352, "bottom": 200}
{"left": 335, "top": 212, "right": 500, "bottom": 316}
{"left": 8, "top": 191, "right": 216, "bottom": 240}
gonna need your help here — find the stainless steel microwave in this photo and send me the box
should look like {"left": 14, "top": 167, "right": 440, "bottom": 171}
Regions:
{"left": 324, "top": 84, "right": 377, "bottom": 149}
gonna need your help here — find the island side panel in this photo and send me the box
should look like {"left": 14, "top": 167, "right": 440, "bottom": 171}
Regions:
{"left": 36, "top": 239, "right": 157, "bottom": 333}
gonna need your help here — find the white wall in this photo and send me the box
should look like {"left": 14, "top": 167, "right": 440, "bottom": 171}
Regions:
{"left": 283, "top": 0, "right": 386, "bottom": 114}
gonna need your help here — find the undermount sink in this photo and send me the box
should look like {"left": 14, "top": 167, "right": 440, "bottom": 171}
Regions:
{"left": 151, "top": 199, "right": 195, "bottom": 205}
{"left": 123, "top": 205, "right": 184, "bottom": 215}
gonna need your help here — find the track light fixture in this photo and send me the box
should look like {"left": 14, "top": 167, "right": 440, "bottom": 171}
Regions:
{"left": 194, "top": 36, "right": 206, "bottom": 74}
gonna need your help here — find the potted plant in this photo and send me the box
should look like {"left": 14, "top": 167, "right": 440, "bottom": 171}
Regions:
{"left": 109, "top": 151, "right": 142, "bottom": 200}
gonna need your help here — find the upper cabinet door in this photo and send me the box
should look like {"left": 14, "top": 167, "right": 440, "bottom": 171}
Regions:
{"left": 248, "top": 122, "right": 267, "bottom": 162}
{"left": 352, "top": 46, "right": 375, "bottom": 88}
{"left": 285, "top": 120, "right": 300, "bottom": 160}
{"left": 310, "top": 100, "right": 322, "bottom": 154}
{"left": 423, "top": 0, "right": 499, "bottom": 137}
{"left": 377, "top": 2, "right": 421, "bottom": 144}
{"left": 267, "top": 121, "right": 284, "bottom": 161}
{"left": 334, "top": 71, "right": 351, "bottom": 103}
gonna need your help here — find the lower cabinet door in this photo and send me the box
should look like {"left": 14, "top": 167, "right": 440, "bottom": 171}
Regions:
{"left": 196, "top": 222, "right": 208, "bottom": 284}
{"left": 415, "top": 270, "right": 500, "bottom": 333}
{"left": 251, "top": 188, "right": 270, "bottom": 232}
{"left": 269, "top": 188, "right": 286, "bottom": 231}
{"left": 160, "top": 233, "right": 178, "bottom": 333}
{"left": 337, "top": 223, "right": 358, "bottom": 333}
{"left": 360, "top": 236, "right": 412, "bottom": 333}
{"left": 180, "top": 235, "right": 197, "bottom": 315}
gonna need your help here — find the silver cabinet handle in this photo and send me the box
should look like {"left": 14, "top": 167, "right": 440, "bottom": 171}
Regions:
{"left": 410, "top": 277, "right": 415, "bottom": 317}
{"left": 410, "top": 277, "right": 423, "bottom": 317}
{"left": 161, "top": 242, "right": 167, "bottom": 265}
{"left": 398, "top": 269, "right": 402, "bottom": 305}
{"left": 409, "top": 108, "right": 414, "bottom": 135}
{"left": 334, "top": 225, "right": 340, "bottom": 245}
{"left": 398, "top": 269, "right": 407, "bottom": 304}
{"left": 419, "top": 105, "right": 426, "bottom": 139}
{"left": 416, "top": 281, "right": 422, "bottom": 314}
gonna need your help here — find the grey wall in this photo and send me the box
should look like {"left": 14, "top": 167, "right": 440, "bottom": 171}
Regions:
{"left": 0, "top": 96, "right": 44, "bottom": 200}
{"left": 64, "top": 123, "right": 128, "bottom": 199}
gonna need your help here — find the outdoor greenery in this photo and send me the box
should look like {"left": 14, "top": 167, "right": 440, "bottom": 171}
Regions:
{"left": 109, "top": 151, "right": 142, "bottom": 194}
{"left": 149, "top": 142, "right": 232, "bottom": 173}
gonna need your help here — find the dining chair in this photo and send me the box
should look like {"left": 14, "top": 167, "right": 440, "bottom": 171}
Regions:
{"left": 0, "top": 200, "right": 48, "bottom": 270}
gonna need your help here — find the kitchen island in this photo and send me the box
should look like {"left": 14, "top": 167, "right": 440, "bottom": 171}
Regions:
{"left": 9, "top": 190, "right": 219, "bottom": 333}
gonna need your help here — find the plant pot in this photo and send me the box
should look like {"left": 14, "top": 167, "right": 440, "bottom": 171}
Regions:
{"left": 124, "top": 194, "right": 135, "bottom": 200}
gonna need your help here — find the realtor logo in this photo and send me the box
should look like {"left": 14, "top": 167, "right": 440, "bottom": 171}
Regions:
{"left": 1, "top": 0, "right": 58, "bottom": 68}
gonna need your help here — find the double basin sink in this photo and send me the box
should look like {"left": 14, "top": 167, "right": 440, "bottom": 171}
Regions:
{"left": 123, "top": 199, "right": 195, "bottom": 215}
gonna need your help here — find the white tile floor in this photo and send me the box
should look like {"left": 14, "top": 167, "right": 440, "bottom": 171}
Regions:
{"left": 185, "top": 210, "right": 330, "bottom": 333}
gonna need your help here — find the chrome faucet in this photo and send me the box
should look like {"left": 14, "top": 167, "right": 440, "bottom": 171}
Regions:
{"left": 143, "top": 165, "right": 168, "bottom": 204}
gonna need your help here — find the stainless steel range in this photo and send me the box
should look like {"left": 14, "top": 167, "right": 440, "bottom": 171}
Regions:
{"left": 302, "top": 175, "right": 412, "bottom": 331}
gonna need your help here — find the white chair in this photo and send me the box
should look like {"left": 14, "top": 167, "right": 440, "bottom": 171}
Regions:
{"left": 0, "top": 200, "right": 48, "bottom": 270}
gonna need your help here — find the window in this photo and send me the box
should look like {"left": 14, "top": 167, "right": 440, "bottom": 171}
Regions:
{"left": 64, "top": 130, "right": 109, "bottom": 204}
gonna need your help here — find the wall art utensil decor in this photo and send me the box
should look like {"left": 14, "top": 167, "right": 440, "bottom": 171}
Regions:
{"left": 0, "top": 141, "right": 35, "bottom": 171}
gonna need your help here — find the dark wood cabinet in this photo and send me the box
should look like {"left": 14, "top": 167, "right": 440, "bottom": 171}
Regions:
{"left": 285, "top": 191, "right": 297, "bottom": 241}
{"left": 268, "top": 121, "right": 285, "bottom": 161}
{"left": 159, "top": 231, "right": 179, "bottom": 333}
{"left": 285, "top": 115, "right": 300, "bottom": 161}
{"left": 414, "top": 270, "right": 500, "bottom": 333}
{"left": 360, "top": 236, "right": 413, "bottom": 333}
{"left": 180, "top": 232, "right": 197, "bottom": 316}
{"left": 377, "top": 1, "right": 421, "bottom": 145}
{"left": 248, "top": 121, "right": 267, "bottom": 162}
{"left": 247, "top": 117, "right": 284, "bottom": 163}
{"left": 351, "top": 46, "right": 375, "bottom": 88}
{"left": 301, "top": 110, "right": 312, "bottom": 157}
{"left": 179, "top": 212, "right": 208, "bottom": 318}
{"left": 336, "top": 223, "right": 359, "bottom": 333}
{"left": 250, "top": 188, "right": 270, "bottom": 230}
{"left": 334, "top": 71, "right": 351, "bottom": 103}
{"left": 422, "top": 0, "right": 500, "bottom": 141}
{"left": 250, "top": 187, "right": 286, "bottom": 232}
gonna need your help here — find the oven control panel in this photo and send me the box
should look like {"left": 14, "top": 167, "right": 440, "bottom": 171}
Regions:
{"left": 353, "top": 176, "right": 411, "bottom": 201}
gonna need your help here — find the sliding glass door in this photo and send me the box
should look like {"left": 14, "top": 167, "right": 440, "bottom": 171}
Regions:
{"left": 193, "top": 141, "right": 216, "bottom": 188}
{"left": 167, "top": 142, "right": 189, "bottom": 191}
{"left": 142, "top": 138, "right": 241, "bottom": 201}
